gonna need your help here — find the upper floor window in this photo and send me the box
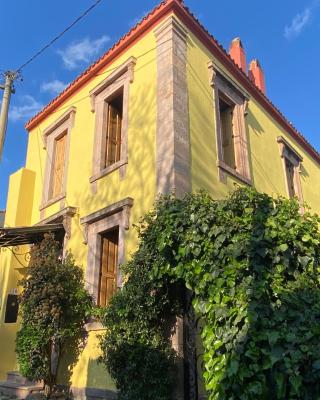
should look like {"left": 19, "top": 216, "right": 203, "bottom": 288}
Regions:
{"left": 50, "top": 132, "right": 67, "bottom": 199}
{"left": 277, "top": 136, "right": 303, "bottom": 201}
{"left": 218, "top": 95, "right": 236, "bottom": 169}
{"left": 208, "top": 62, "right": 251, "bottom": 185}
{"left": 89, "top": 57, "right": 136, "bottom": 185}
{"left": 285, "top": 158, "right": 295, "bottom": 198}
{"left": 103, "top": 89, "right": 123, "bottom": 169}
{"left": 41, "top": 107, "right": 76, "bottom": 210}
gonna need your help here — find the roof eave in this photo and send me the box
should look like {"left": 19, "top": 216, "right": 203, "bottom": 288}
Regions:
{"left": 25, "top": 0, "right": 177, "bottom": 131}
{"left": 172, "top": 4, "right": 320, "bottom": 164}
{"left": 26, "top": 0, "right": 320, "bottom": 164}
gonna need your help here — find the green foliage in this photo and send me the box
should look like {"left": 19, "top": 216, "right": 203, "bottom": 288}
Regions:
{"left": 100, "top": 188, "right": 320, "bottom": 399}
{"left": 16, "top": 234, "right": 93, "bottom": 394}
{"left": 100, "top": 234, "right": 182, "bottom": 400}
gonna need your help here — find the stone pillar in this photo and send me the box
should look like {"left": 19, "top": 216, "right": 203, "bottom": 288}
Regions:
{"left": 154, "top": 16, "right": 191, "bottom": 399}
{"left": 154, "top": 16, "right": 191, "bottom": 198}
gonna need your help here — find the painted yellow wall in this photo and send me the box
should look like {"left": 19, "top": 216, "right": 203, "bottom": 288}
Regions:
{"left": 1, "top": 10, "right": 319, "bottom": 392}
{"left": 186, "top": 29, "right": 320, "bottom": 213}
{"left": 0, "top": 169, "right": 35, "bottom": 380}
{"left": 25, "top": 28, "right": 158, "bottom": 234}
{"left": 0, "top": 29, "right": 159, "bottom": 390}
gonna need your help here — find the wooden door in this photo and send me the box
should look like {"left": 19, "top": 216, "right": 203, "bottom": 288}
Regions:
{"left": 98, "top": 229, "right": 119, "bottom": 306}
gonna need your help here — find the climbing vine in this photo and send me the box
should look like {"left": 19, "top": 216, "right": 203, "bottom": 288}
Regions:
{"left": 100, "top": 188, "right": 320, "bottom": 399}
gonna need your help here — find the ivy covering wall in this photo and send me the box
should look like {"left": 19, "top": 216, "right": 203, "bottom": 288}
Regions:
{"left": 100, "top": 188, "right": 320, "bottom": 400}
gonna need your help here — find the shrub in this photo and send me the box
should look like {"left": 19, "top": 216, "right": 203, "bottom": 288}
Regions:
{"left": 16, "top": 234, "right": 93, "bottom": 396}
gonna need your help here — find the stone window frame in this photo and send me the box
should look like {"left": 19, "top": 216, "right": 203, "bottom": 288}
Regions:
{"left": 40, "top": 107, "right": 76, "bottom": 210}
{"left": 277, "top": 136, "right": 303, "bottom": 202}
{"left": 208, "top": 62, "right": 251, "bottom": 185}
{"left": 89, "top": 57, "right": 136, "bottom": 186}
{"left": 80, "top": 197, "right": 134, "bottom": 304}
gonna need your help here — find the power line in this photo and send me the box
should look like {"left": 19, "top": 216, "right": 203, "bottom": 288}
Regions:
{"left": 16, "top": 0, "right": 103, "bottom": 73}
{"left": 27, "top": 37, "right": 174, "bottom": 120}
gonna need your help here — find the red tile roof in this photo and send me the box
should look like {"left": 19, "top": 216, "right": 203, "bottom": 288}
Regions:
{"left": 26, "top": 0, "right": 320, "bottom": 164}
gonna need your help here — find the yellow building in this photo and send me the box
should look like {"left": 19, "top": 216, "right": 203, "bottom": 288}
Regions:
{"left": 0, "top": 0, "right": 319, "bottom": 398}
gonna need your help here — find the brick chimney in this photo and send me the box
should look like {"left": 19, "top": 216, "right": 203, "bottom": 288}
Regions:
{"left": 249, "top": 59, "right": 266, "bottom": 94}
{"left": 229, "top": 37, "right": 246, "bottom": 73}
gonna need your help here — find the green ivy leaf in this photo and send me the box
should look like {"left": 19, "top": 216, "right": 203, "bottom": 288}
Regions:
{"left": 279, "top": 243, "right": 288, "bottom": 252}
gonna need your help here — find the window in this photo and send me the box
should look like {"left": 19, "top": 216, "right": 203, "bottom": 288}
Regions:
{"left": 41, "top": 107, "right": 76, "bottom": 210}
{"left": 98, "top": 228, "right": 119, "bottom": 306}
{"left": 219, "top": 95, "right": 236, "bottom": 169}
{"left": 50, "top": 132, "right": 67, "bottom": 199}
{"left": 285, "top": 158, "right": 295, "bottom": 198}
{"left": 277, "top": 136, "right": 303, "bottom": 201}
{"left": 80, "top": 197, "right": 134, "bottom": 305}
{"left": 208, "top": 62, "right": 251, "bottom": 185}
{"left": 4, "top": 294, "right": 18, "bottom": 324}
{"left": 103, "top": 90, "right": 123, "bottom": 168}
{"left": 90, "top": 57, "right": 136, "bottom": 184}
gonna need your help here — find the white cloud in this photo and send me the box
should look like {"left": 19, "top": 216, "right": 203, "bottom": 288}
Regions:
{"left": 284, "top": 7, "right": 312, "bottom": 39}
{"left": 9, "top": 95, "right": 44, "bottom": 122}
{"left": 57, "top": 36, "right": 110, "bottom": 70}
{"left": 41, "top": 79, "right": 66, "bottom": 95}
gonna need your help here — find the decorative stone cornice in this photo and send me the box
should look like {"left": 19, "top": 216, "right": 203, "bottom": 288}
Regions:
{"left": 89, "top": 57, "right": 136, "bottom": 113}
{"left": 80, "top": 198, "right": 134, "bottom": 245}
{"left": 37, "top": 206, "right": 77, "bottom": 225}
{"left": 80, "top": 198, "right": 134, "bottom": 226}
{"left": 36, "top": 206, "right": 77, "bottom": 241}
{"left": 42, "top": 107, "right": 76, "bottom": 148}
{"left": 208, "top": 61, "right": 250, "bottom": 100}
{"left": 277, "top": 136, "right": 303, "bottom": 163}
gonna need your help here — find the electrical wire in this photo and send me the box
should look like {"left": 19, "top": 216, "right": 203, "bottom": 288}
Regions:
{"left": 28, "top": 37, "right": 174, "bottom": 119}
{"left": 27, "top": 38, "right": 174, "bottom": 212}
{"left": 16, "top": 0, "right": 103, "bottom": 73}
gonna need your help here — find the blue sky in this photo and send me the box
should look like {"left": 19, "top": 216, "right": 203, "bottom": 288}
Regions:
{"left": 0, "top": 0, "right": 319, "bottom": 210}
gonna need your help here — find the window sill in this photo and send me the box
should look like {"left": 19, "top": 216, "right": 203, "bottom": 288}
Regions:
{"left": 217, "top": 160, "right": 252, "bottom": 186}
{"left": 39, "top": 192, "right": 66, "bottom": 211}
{"left": 90, "top": 158, "right": 128, "bottom": 184}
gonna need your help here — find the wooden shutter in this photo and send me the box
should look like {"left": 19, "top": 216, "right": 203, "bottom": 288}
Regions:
{"left": 105, "top": 100, "right": 122, "bottom": 167}
{"left": 285, "top": 158, "right": 296, "bottom": 198}
{"left": 98, "top": 229, "right": 119, "bottom": 306}
{"left": 220, "top": 98, "right": 236, "bottom": 169}
{"left": 51, "top": 133, "right": 66, "bottom": 199}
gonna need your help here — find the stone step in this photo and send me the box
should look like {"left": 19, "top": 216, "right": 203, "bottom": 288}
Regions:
{"left": 0, "top": 381, "right": 43, "bottom": 400}
{"left": 6, "top": 372, "right": 30, "bottom": 385}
